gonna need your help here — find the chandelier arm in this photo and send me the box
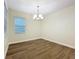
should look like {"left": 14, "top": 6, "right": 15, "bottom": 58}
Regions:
{"left": 37, "top": 5, "right": 39, "bottom": 17}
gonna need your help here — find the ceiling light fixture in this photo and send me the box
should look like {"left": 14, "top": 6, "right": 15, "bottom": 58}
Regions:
{"left": 33, "top": 5, "right": 44, "bottom": 20}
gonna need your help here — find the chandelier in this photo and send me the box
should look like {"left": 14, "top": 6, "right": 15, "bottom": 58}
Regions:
{"left": 33, "top": 5, "right": 44, "bottom": 20}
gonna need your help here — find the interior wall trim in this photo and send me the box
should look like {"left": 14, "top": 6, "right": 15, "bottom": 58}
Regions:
{"left": 40, "top": 36, "right": 75, "bottom": 49}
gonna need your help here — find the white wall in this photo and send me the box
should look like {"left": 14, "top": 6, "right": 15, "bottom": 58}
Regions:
{"left": 4, "top": 0, "right": 9, "bottom": 56}
{"left": 41, "top": 5, "right": 75, "bottom": 48}
{"left": 8, "top": 9, "right": 41, "bottom": 44}
{"left": 4, "top": 23, "right": 9, "bottom": 56}
{"left": 4, "top": 30, "right": 9, "bottom": 57}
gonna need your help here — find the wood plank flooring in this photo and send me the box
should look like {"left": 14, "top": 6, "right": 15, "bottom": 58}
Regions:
{"left": 6, "top": 39, "right": 75, "bottom": 59}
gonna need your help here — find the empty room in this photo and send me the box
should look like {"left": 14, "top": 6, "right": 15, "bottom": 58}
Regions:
{"left": 4, "top": 0, "right": 75, "bottom": 59}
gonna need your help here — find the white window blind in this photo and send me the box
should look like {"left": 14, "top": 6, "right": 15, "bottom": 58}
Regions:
{"left": 14, "top": 17, "right": 26, "bottom": 33}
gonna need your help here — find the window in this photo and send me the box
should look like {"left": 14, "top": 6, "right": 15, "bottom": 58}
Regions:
{"left": 14, "top": 17, "right": 26, "bottom": 33}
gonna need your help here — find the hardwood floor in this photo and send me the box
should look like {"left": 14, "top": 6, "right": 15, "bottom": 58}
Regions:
{"left": 6, "top": 39, "right": 75, "bottom": 59}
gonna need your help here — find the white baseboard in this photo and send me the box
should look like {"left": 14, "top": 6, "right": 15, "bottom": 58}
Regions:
{"left": 41, "top": 36, "right": 75, "bottom": 49}
{"left": 8, "top": 36, "right": 75, "bottom": 49}
{"left": 9, "top": 37, "right": 41, "bottom": 44}
{"left": 4, "top": 44, "right": 9, "bottom": 58}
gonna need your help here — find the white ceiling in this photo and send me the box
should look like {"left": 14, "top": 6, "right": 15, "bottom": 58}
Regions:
{"left": 7, "top": 0, "right": 74, "bottom": 15}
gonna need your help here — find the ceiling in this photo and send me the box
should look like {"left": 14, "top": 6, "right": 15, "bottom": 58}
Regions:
{"left": 7, "top": 0, "right": 74, "bottom": 15}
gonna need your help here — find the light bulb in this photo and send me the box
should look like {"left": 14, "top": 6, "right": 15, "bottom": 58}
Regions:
{"left": 33, "top": 14, "right": 44, "bottom": 20}
{"left": 39, "top": 14, "right": 44, "bottom": 19}
{"left": 33, "top": 14, "right": 37, "bottom": 19}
